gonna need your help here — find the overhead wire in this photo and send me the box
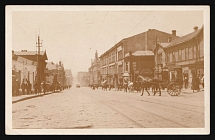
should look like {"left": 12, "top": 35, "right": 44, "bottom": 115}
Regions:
{"left": 125, "top": 11, "right": 152, "bottom": 38}
{"left": 90, "top": 11, "right": 108, "bottom": 51}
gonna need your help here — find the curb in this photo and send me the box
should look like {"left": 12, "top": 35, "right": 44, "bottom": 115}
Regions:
{"left": 12, "top": 91, "right": 61, "bottom": 104}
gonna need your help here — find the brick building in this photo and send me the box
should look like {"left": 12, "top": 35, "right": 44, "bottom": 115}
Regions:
{"left": 99, "top": 29, "right": 179, "bottom": 86}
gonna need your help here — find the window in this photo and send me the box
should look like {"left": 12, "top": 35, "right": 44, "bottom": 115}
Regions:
{"left": 182, "top": 48, "right": 185, "bottom": 60}
{"left": 185, "top": 47, "right": 189, "bottom": 60}
{"left": 189, "top": 46, "right": 193, "bottom": 59}
{"left": 199, "top": 39, "right": 204, "bottom": 57}
{"left": 175, "top": 51, "right": 178, "bottom": 62}
{"left": 118, "top": 51, "right": 123, "bottom": 60}
{"left": 125, "top": 62, "right": 129, "bottom": 71}
{"left": 178, "top": 49, "right": 182, "bottom": 61}
{"left": 169, "top": 52, "right": 172, "bottom": 62}
{"left": 166, "top": 53, "right": 169, "bottom": 63}
{"left": 193, "top": 45, "right": 196, "bottom": 59}
{"left": 172, "top": 52, "right": 176, "bottom": 62}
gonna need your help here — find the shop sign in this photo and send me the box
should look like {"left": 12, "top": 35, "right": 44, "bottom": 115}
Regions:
{"left": 139, "top": 68, "right": 153, "bottom": 75}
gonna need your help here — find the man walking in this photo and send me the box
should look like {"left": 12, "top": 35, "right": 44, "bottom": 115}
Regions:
{"left": 34, "top": 81, "right": 38, "bottom": 95}
{"left": 184, "top": 76, "right": 188, "bottom": 89}
{"left": 14, "top": 79, "right": 20, "bottom": 96}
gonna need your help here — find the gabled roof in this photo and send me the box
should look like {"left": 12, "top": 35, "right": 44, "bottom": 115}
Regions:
{"left": 14, "top": 51, "right": 45, "bottom": 55}
{"left": 166, "top": 26, "right": 203, "bottom": 48}
{"left": 14, "top": 50, "right": 48, "bottom": 60}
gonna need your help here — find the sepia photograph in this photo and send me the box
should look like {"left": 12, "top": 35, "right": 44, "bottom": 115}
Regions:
{"left": 6, "top": 5, "right": 210, "bottom": 134}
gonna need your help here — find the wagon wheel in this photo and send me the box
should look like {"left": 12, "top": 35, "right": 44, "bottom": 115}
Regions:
{"left": 167, "top": 84, "right": 180, "bottom": 96}
{"left": 167, "top": 84, "right": 181, "bottom": 96}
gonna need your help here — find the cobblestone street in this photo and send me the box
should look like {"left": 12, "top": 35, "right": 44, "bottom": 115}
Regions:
{"left": 12, "top": 87, "right": 205, "bottom": 129}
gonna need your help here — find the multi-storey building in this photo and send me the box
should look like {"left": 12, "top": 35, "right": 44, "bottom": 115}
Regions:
{"left": 99, "top": 29, "right": 179, "bottom": 86}
{"left": 88, "top": 50, "right": 101, "bottom": 86}
{"left": 77, "top": 71, "right": 89, "bottom": 86}
{"left": 165, "top": 26, "right": 203, "bottom": 84}
{"left": 64, "top": 69, "right": 73, "bottom": 86}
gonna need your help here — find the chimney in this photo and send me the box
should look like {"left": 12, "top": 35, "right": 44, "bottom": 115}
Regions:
{"left": 194, "top": 26, "right": 198, "bottom": 31}
{"left": 172, "top": 30, "right": 176, "bottom": 36}
{"left": 168, "top": 36, "right": 172, "bottom": 42}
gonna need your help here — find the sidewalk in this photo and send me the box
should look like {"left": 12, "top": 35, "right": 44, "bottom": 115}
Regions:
{"left": 12, "top": 91, "right": 54, "bottom": 104}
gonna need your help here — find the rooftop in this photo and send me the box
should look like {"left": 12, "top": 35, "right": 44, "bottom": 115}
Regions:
{"left": 166, "top": 26, "right": 203, "bottom": 48}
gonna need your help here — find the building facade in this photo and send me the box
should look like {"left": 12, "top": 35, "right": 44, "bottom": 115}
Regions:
{"left": 163, "top": 26, "right": 204, "bottom": 85}
{"left": 12, "top": 51, "right": 37, "bottom": 85}
{"left": 88, "top": 50, "right": 101, "bottom": 86}
{"left": 14, "top": 50, "right": 48, "bottom": 84}
{"left": 99, "top": 29, "right": 179, "bottom": 85}
{"left": 77, "top": 71, "right": 89, "bottom": 86}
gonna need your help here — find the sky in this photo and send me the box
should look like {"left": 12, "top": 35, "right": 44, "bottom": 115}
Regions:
{"left": 11, "top": 6, "right": 205, "bottom": 77}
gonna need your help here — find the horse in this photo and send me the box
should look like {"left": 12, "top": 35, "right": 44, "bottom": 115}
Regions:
{"left": 138, "top": 76, "right": 161, "bottom": 96}
{"left": 133, "top": 81, "right": 141, "bottom": 93}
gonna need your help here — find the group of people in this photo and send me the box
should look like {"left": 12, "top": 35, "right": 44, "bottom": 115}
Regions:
{"left": 90, "top": 74, "right": 204, "bottom": 95}
{"left": 12, "top": 78, "right": 32, "bottom": 96}
{"left": 190, "top": 75, "right": 204, "bottom": 93}
{"left": 12, "top": 79, "right": 48, "bottom": 96}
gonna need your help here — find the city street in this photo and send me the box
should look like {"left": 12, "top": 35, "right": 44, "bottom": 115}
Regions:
{"left": 12, "top": 86, "right": 205, "bottom": 129}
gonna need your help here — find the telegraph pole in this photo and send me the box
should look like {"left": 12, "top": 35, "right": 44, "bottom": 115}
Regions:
{"left": 36, "top": 35, "right": 42, "bottom": 86}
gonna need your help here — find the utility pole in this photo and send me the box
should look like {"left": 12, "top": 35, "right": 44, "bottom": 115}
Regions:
{"left": 36, "top": 35, "right": 42, "bottom": 86}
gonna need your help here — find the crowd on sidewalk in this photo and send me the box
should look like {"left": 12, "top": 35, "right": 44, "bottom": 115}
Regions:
{"left": 12, "top": 78, "right": 48, "bottom": 96}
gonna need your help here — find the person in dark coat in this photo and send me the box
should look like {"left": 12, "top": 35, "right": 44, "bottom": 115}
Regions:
{"left": 192, "top": 76, "right": 200, "bottom": 93}
{"left": 27, "top": 80, "right": 32, "bottom": 94}
{"left": 184, "top": 76, "right": 188, "bottom": 89}
{"left": 14, "top": 79, "right": 20, "bottom": 96}
{"left": 34, "top": 81, "right": 38, "bottom": 95}
{"left": 21, "top": 80, "right": 27, "bottom": 95}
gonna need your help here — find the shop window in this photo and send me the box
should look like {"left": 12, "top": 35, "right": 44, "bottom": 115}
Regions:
{"left": 189, "top": 46, "right": 193, "bottom": 59}
{"left": 169, "top": 52, "right": 172, "bottom": 62}
{"left": 185, "top": 47, "right": 189, "bottom": 60}
{"left": 172, "top": 52, "right": 176, "bottom": 62}
{"left": 182, "top": 48, "right": 185, "bottom": 60}
{"left": 193, "top": 45, "right": 196, "bottom": 58}
{"left": 175, "top": 51, "right": 178, "bottom": 62}
{"left": 178, "top": 49, "right": 182, "bottom": 61}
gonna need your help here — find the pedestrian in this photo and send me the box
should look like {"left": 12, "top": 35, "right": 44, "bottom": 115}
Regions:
{"left": 196, "top": 76, "right": 200, "bottom": 92}
{"left": 14, "top": 79, "right": 20, "bottom": 96}
{"left": 184, "top": 76, "right": 188, "bottom": 89}
{"left": 42, "top": 81, "right": 46, "bottom": 94}
{"left": 27, "top": 80, "right": 32, "bottom": 94}
{"left": 201, "top": 75, "right": 204, "bottom": 89}
{"left": 192, "top": 76, "right": 199, "bottom": 93}
{"left": 34, "top": 81, "right": 38, "bottom": 95}
{"left": 21, "top": 80, "right": 26, "bottom": 95}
